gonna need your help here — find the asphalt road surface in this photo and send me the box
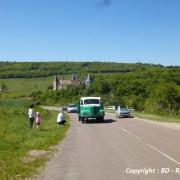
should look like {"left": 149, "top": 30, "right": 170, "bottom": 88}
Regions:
{"left": 38, "top": 113, "right": 180, "bottom": 180}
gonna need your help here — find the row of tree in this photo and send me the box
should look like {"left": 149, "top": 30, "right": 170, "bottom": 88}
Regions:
{"left": 0, "top": 61, "right": 176, "bottom": 78}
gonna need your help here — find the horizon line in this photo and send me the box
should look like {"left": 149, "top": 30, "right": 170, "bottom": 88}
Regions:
{"left": 0, "top": 59, "right": 179, "bottom": 67}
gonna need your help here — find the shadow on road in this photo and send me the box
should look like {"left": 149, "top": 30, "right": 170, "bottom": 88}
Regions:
{"left": 83, "top": 119, "right": 116, "bottom": 124}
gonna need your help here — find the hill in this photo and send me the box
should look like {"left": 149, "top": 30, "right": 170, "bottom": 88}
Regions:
{"left": 0, "top": 61, "right": 179, "bottom": 116}
{"left": 0, "top": 61, "right": 176, "bottom": 78}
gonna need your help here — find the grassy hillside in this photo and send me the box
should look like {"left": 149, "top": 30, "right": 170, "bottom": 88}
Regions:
{"left": 0, "top": 98, "right": 69, "bottom": 179}
{"left": 0, "top": 77, "right": 52, "bottom": 97}
{"left": 0, "top": 62, "right": 179, "bottom": 116}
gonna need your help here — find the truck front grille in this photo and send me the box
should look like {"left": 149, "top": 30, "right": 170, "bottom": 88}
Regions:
{"left": 92, "top": 107, "right": 99, "bottom": 115}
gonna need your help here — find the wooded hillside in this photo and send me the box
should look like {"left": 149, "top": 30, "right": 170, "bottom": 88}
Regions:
{"left": 0, "top": 61, "right": 173, "bottom": 78}
{"left": 0, "top": 61, "right": 179, "bottom": 116}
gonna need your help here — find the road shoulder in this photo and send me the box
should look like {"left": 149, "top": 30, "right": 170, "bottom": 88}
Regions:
{"left": 106, "top": 112, "right": 180, "bottom": 131}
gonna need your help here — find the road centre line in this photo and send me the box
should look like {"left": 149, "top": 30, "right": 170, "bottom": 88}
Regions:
{"left": 147, "top": 144, "right": 180, "bottom": 166}
{"left": 135, "top": 136, "right": 141, "bottom": 141}
{"left": 120, "top": 127, "right": 143, "bottom": 142}
{"left": 121, "top": 128, "right": 131, "bottom": 134}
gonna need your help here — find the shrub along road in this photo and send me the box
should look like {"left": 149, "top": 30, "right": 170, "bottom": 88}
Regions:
{"left": 38, "top": 111, "right": 180, "bottom": 180}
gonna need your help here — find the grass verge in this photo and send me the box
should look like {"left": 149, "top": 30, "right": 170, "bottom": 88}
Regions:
{"left": 105, "top": 109, "right": 180, "bottom": 123}
{"left": 133, "top": 112, "right": 180, "bottom": 123}
{"left": 0, "top": 98, "right": 70, "bottom": 180}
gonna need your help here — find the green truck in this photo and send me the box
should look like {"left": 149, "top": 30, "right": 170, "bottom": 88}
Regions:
{"left": 77, "top": 97, "right": 105, "bottom": 123}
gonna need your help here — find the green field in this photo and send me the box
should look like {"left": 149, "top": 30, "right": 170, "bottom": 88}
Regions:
{"left": 0, "top": 98, "right": 69, "bottom": 179}
{"left": 0, "top": 77, "right": 53, "bottom": 98}
{"left": 0, "top": 74, "right": 84, "bottom": 98}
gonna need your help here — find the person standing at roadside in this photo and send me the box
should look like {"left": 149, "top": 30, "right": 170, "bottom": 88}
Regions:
{"left": 28, "top": 104, "right": 35, "bottom": 128}
{"left": 36, "top": 112, "right": 41, "bottom": 129}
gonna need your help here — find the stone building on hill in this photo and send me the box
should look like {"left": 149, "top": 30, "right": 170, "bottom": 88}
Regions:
{"left": 53, "top": 74, "right": 92, "bottom": 91}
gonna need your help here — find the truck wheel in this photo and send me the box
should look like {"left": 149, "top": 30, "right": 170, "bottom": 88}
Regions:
{"left": 82, "top": 118, "right": 84, "bottom": 123}
{"left": 97, "top": 117, "right": 104, "bottom": 122}
{"left": 101, "top": 116, "right": 104, "bottom": 122}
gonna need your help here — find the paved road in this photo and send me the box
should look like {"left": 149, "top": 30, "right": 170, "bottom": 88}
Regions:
{"left": 40, "top": 106, "right": 62, "bottom": 111}
{"left": 39, "top": 113, "right": 180, "bottom": 180}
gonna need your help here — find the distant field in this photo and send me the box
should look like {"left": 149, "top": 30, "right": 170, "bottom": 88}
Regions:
{"left": 0, "top": 77, "right": 53, "bottom": 97}
{"left": 0, "top": 73, "right": 110, "bottom": 98}
{"left": 0, "top": 74, "right": 89, "bottom": 98}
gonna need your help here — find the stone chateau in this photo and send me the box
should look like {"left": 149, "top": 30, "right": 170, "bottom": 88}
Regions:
{"left": 53, "top": 74, "right": 92, "bottom": 91}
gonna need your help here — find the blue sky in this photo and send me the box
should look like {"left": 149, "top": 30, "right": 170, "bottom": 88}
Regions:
{"left": 0, "top": 0, "right": 180, "bottom": 66}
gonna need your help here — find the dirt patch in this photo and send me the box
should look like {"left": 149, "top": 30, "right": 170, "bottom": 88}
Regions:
{"left": 20, "top": 150, "right": 50, "bottom": 164}
{"left": 28, "top": 150, "right": 49, "bottom": 157}
{"left": 21, "top": 156, "right": 36, "bottom": 164}
{"left": 49, "top": 145, "right": 58, "bottom": 151}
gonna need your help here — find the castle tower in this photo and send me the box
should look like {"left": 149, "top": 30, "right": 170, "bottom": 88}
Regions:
{"left": 72, "top": 74, "right": 78, "bottom": 81}
{"left": 85, "top": 74, "right": 92, "bottom": 88}
{"left": 53, "top": 75, "right": 59, "bottom": 91}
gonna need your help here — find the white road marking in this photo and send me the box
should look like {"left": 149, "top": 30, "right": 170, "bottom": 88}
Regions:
{"left": 147, "top": 144, "right": 180, "bottom": 166}
{"left": 121, "top": 128, "right": 131, "bottom": 134}
{"left": 135, "top": 136, "right": 141, "bottom": 141}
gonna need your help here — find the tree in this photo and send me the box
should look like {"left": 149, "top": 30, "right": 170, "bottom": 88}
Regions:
{"left": 147, "top": 83, "right": 180, "bottom": 114}
{"left": 95, "top": 81, "right": 111, "bottom": 94}
{"left": 0, "top": 83, "right": 8, "bottom": 93}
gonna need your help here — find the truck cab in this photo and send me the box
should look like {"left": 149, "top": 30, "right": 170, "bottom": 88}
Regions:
{"left": 77, "top": 97, "right": 105, "bottom": 123}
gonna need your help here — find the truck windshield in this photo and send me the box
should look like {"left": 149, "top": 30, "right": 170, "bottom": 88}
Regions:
{"left": 84, "top": 99, "right": 100, "bottom": 105}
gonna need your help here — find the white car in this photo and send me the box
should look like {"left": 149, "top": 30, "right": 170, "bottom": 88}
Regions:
{"left": 116, "top": 106, "right": 132, "bottom": 118}
{"left": 67, "top": 104, "right": 77, "bottom": 113}
{"left": 128, "top": 107, "right": 135, "bottom": 112}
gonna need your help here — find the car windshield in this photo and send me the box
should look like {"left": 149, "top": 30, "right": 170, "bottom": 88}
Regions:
{"left": 84, "top": 99, "right": 100, "bottom": 105}
{"left": 69, "top": 104, "right": 76, "bottom": 108}
{"left": 116, "top": 106, "right": 128, "bottom": 110}
{"left": 121, "top": 109, "right": 128, "bottom": 111}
